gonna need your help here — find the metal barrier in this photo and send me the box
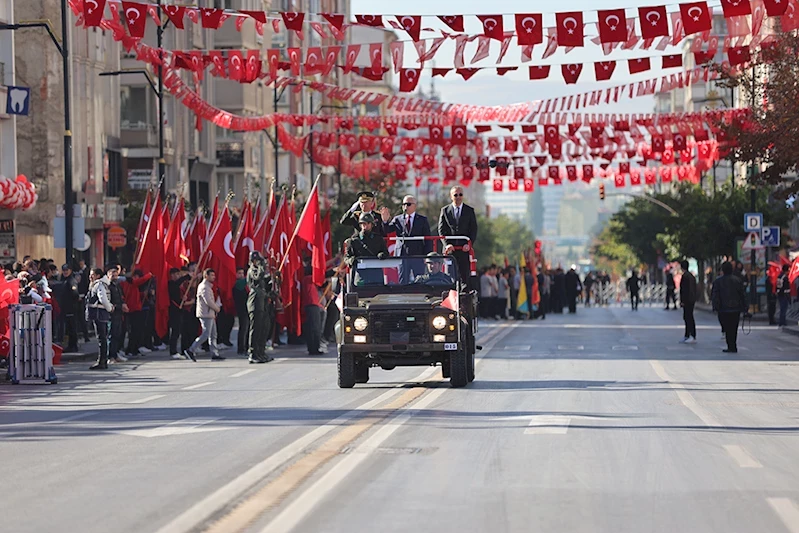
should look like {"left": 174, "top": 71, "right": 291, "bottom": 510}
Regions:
{"left": 588, "top": 283, "right": 673, "bottom": 308}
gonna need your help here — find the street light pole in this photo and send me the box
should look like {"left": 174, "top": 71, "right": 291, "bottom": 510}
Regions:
{"left": 61, "top": 0, "right": 74, "bottom": 265}
{"left": 749, "top": 65, "right": 757, "bottom": 312}
{"left": 156, "top": 0, "right": 165, "bottom": 197}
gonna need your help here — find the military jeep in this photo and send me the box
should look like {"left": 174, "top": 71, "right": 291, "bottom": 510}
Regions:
{"left": 336, "top": 255, "right": 478, "bottom": 388}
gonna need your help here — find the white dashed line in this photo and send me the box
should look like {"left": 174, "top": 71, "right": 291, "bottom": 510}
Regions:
{"left": 182, "top": 382, "right": 215, "bottom": 391}
{"left": 503, "top": 345, "right": 531, "bottom": 350}
{"left": 558, "top": 345, "right": 585, "bottom": 351}
{"left": 723, "top": 445, "right": 763, "bottom": 468}
{"left": 768, "top": 498, "right": 799, "bottom": 533}
{"left": 612, "top": 345, "right": 639, "bottom": 351}
{"left": 230, "top": 369, "right": 257, "bottom": 378}
{"left": 524, "top": 415, "right": 571, "bottom": 435}
{"left": 128, "top": 395, "right": 166, "bottom": 404}
{"left": 650, "top": 360, "right": 722, "bottom": 428}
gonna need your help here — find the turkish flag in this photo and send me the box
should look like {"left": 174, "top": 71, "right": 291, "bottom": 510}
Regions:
{"left": 720, "top": 0, "right": 752, "bottom": 17}
{"left": 548, "top": 166, "right": 560, "bottom": 179}
{"left": 296, "top": 182, "right": 326, "bottom": 286}
{"left": 614, "top": 174, "right": 626, "bottom": 187}
{"left": 514, "top": 166, "right": 526, "bottom": 180}
{"left": 397, "top": 15, "right": 422, "bottom": 41}
{"left": 281, "top": 12, "right": 305, "bottom": 32}
{"left": 438, "top": 15, "right": 464, "bottom": 32}
{"left": 538, "top": 177, "right": 549, "bottom": 187}
{"left": 452, "top": 125, "right": 467, "bottom": 146}
{"left": 662, "top": 148, "right": 675, "bottom": 164}
{"left": 638, "top": 5, "right": 669, "bottom": 39}
{"left": 566, "top": 165, "right": 578, "bottom": 181}
{"left": 322, "top": 211, "right": 333, "bottom": 263}
{"left": 680, "top": 2, "right": 712, "bottom": 35}
{"left": 429, "top": 125, "right": 444, "bottom": 144}
{"left": 556, "top": 11, "right": 584, "bottom": 47}
{"left": 598, "top": 9, "right": 628, "bottom": 43}
{"left": 462, "top": 166, "right": 474, "bottom": 181}
{"left": 322, "top": 13, "right": 345, "bottom": 30}
{"left": 516, "top": 14, "right": 544, "bottom": 46}
{"left": 561, "top": 64, "right": 583, "bottom": 84}
{"left": 619, "top": 162, "right": 631, "bottom": 174}
{"left": 234, "top": 201, "right": 254, "bottom": 269}
{"left": 529, "top": 66, "right": 551, "bottom": 80}
{"left": 399, "top": 68, "right": 422, "bottom": 92}
{"left": 355, "top": 15, "right": 383, "bottom": 26}
{"left": 662, "top": 54, "right": 683, "bottom": 68}
{"left": 645, "top": 168, "right": 657, "bottom": 184}
{"left": 445, "top": 166, "right": 457, "bottom": 182}
{"left": 764, "top": 0, "right": 789, "bottom": 15}
{"left": 493, "top": 179, "right": 504, "bottom": 192}
{"left": 652, "top": 136, "right": 665, "bottom": 153}
{"left": 164, "top": 199, "right": 188, "bottom": 269}
{"left": 134, "top": 195, "right": 163, "bottom": 276}
{"left": 228, "top": 51, "right": 244, "bottom": 81}
{"left": 477, "top": 15, "right": 505, "bottom": 41}
{"left": 673, "top": 133, "right": 687, "bottom": 151}
{"left": 582, "top": 165, "right": 594, "bottom": 182}
{"left": 545, "top": 125, "right": 559, "bottom": 143}
{"left": 84, "top": 0, "right": 107, "bottom": 26}
{"left": 660, "top": 166, "right": 673, "bottom": 182}
{"left": 729, "top": 46, "right": 751, "bottom": 65}
{"left": 122, "top": 2, "right": 148, "bottom": 37}
{"left": 508, "top": 178, "right": 520, "bottom": 191}
{"left": 628, "top": 57, "right": 651, "bottom": 74}
{"left": 524, "top": 178, "right": 535, "bottom": 192}
{"left": 199, "top": 8, "right": 224, "bottom": 29}
{"left": 595, "top": 61, "right": 617, "bottom": 81}
{"left": 395, "top": 162, "right": 408, "bottom": 180}
{"left": 630, "top": 169, "right": 642, "bottom": 186}
{"left": 205, "top": 209, "right": 236, "bottom": 283}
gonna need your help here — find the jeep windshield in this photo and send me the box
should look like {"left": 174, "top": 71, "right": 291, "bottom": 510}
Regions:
{"left": 350, "top": 256, "right": 458, "bottom": 293}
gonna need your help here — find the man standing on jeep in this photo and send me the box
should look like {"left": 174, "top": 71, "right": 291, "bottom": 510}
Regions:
{"left": 438, "top": 186, "right": 478, "bottom": 285}
{"left": 344, "top": 213, "right": 389, "bottom": 285}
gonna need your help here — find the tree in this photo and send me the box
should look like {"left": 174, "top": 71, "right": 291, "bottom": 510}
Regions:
{"left": 713, "top": 29, "right": 799, "bottom": 196}
{"left": 472, "top": 215, "right": 536, "bottom": 268}
{"left": 591, "top": 219, "right": 639, "bottom": 276}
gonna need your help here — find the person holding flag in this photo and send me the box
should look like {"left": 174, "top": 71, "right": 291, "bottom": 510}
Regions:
{"left": 247, "top": 252, "right": 274, "bottom": 364}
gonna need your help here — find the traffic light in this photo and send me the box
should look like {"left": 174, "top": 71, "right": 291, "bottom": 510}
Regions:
{"left": 599, "top": 183, "right": 606, "bottom": 200}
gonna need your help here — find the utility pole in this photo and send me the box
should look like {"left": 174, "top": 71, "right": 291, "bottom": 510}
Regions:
{"left": 61, "top": 0, "right": 74, "bottom": 265}
{"left": 749, "top": 65, "right": 757, "bottom": 312}
{"left": 156, "top": 0, "right": 165, "bottom": 196}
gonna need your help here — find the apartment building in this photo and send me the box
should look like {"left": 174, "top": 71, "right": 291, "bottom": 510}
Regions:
{"left": 0, "top": 0, "right": 17, "bottom": 180}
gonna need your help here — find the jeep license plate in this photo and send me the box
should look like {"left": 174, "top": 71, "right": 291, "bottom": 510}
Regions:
{"left": 444, "top": 343, "right": 458, "bottom": 351}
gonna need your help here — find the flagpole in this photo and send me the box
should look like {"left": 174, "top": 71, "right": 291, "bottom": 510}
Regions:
{"left": 278, "top": 175, "right": 321, "bottom": 273}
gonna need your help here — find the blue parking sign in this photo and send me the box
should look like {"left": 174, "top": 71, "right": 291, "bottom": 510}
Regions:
{"left": 762, "top": 226, "right": 780, "bottom": 247}
{"left": 5, "top": 85, "right": 31, "bottom": 116}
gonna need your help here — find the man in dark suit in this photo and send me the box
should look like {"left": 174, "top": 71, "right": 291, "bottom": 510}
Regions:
{"left": 382, "top": 195, "right": 431, "bottom": 282}
{"left": 438, "top": 186, "right": 478, "bottom": 284}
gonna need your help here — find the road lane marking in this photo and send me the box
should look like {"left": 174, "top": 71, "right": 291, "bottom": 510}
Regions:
{"left": 558, "top": 345, "right": 584, "bottom": 351}
{"left": 503, "top": 345, "right": 530, "bottom": 350}
{"left": 768, "top": 498, "right": 799, "bottom": 533}
{"left": 524, "top": 415, "right": 571, "bottom": 435}
{"left": 723, "top": 445, "right": 763, "bottom": 468}
{"left": 649, "top": 360, "right": 722, "bottom": 428}
{"left": 157, "top": 326, "right": 511, "bottom": 533}
{"left": 230, "top": 369, "right": 257, "bottom": 378}
{"left": 257, "top": 387, "right": 448, "bottom": 533}
{"left": 128, "top": 395, "right": 166, "bottom": 404}
{"left": 120, "top": 418, "right": 227, "bottom": 438}
{"left": 612, "top": 345, "right": 639, "bottom": 351}
{"left": 182, "top": 382, "right": 215, "bottom": 391}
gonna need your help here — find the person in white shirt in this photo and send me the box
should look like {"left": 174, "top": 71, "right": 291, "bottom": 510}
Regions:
{"left": 184, "top": 268, "right": 225, "bottom": 362}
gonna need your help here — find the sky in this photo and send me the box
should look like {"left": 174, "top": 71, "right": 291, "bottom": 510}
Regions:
{"left": 349, "top": 0, "right": 703, "bottom": 114}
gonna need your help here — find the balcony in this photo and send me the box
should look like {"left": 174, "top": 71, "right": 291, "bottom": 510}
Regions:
{"left": 217, "top": 142, "right": 245, "bottom": 169}
{"left": 121, "top": 121, "right": 158, "bottom": 148}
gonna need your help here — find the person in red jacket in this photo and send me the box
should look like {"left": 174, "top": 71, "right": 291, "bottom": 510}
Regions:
{"left": 121, "top": 269, "right": 153, "bottom": 356}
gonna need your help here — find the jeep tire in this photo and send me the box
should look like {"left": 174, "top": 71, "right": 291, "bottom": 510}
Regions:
{"left": 355, "top": 360, "right": 369, "bottom": 384}
{"left": 442, "top": 358, "right": 451, "bottom": 379}
{"left": 338, "top": 349, "right": 356, "bottom": 388}
{"left": 466, "top": 328, "right": 475, "bottom": 383}
{"left": 449, "top": 347, "right": 468, "bottom": 388}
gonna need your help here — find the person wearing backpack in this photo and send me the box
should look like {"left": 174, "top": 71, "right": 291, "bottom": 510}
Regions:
{"left": 87, "top": 268, "right": 115, "bottom": 370}
{"left": 777, "top": 264, "right": 791, "bottom": 327}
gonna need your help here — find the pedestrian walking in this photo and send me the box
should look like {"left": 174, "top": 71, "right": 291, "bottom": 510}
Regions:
{"left": 679, "top": 260, "right": 697, "bottom": 344}
{"left": 168, "top": 267, "right": 191, "bottom": 359}
{"left": 664, "top": 266, "right": 677, "bottom": 310}
{"left": 184, "top": 268, "right": 225, "bottom": 361}
{"left": 712, "top": 261, "right": 747, "bottom": 353}
{"left": 87, "top": 268, "right": 114, "bottom": 370}
{"left": 626, "top": 270, "right": 641, "bottom": 311}
{"left": 565, "top": 266, "right": 582, "bottom": 314}
{"left": 777, "top": 264, "right": 791, "bottom": 327}
{"left": 106, "top": 265, "right": 128, "bottom": 363}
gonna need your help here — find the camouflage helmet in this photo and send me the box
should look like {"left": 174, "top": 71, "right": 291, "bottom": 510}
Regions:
{"left": 249, "top": 251, "right": 264, "bottom": 263}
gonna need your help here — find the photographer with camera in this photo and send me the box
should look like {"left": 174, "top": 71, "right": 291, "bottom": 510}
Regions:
{"left": 711, "top": 261, "right": 748, "bottom": 354}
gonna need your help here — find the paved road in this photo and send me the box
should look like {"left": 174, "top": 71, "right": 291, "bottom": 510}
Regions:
{"left": 2, "top": 308, "right": 799, "bottom": 533}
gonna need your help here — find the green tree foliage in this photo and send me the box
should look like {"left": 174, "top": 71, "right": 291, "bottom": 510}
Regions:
{"left": 712, "top": 30, "right": 799, "bottom": 196}
{"left": 592, "top": 184, "right": 793, "bottom": 268}
{"left": 591, "top": 219, "right": 639, "bottom": 276}
{"left": 472, "top": 215, "right": 536, "bottom": 267}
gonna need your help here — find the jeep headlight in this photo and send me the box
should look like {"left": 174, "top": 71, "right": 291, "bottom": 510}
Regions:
{"left": 432, "top": 316, "right": 448, "bottom": 330}
{"left": 353, "top": 316, "right": 369, "bottom": 332}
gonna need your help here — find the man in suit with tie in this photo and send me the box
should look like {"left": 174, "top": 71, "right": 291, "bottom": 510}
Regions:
{"left": 438, "top": 186, "right": 478, "bottom": 285}
{"left": 382, "top": 195, "right": 432, "bottom": 282}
